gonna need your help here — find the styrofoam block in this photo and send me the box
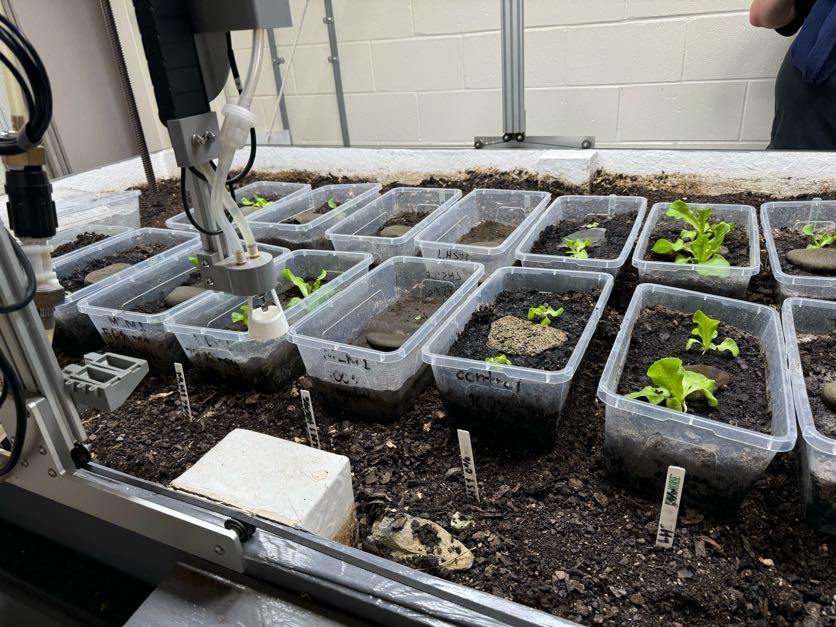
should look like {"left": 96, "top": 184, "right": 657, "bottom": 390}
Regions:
{"left": 171, "top": 429, "right": 357, "bottom": 544}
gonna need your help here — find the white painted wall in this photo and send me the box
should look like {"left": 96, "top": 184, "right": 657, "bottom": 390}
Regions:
{"left": 116, "top": 1, "right": 794, "bottom": 150}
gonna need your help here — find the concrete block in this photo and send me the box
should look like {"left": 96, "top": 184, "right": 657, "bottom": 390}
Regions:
{"left": 626, "top": 0, "right": 749, "bottom": 18}
{"left": 463, "top": 33, "right": 501, "bottom": 89}
{"left": 288, "top": 0, "right": 329, "bottom": 45}
{"left": 285, "top": 95, "right": 343, "bottom": 144}
{"left": 526, "top": 28, "right": 568, "bottom": 88}
{"left": 418, "top": 91, "right": 501, "bottom": 143}
{"left": 684, "top": 14, "right": 790, "bottom": 80}
{"left": 371, "top": 37, "right": 463, "bottom": 92}
{"left": 566, "top": 20, "right": 686, "bottom": 85}
{"left": 340, "top": 42, "right": 376, "bottom": 93}
{"left": 619, "top": 82, "right": 747, "bottom": 141}
{"left": 527, "top": 0, "right": 625, "bottom": 26}
{"left": 333, "top": 0, "right": 413, "bottom": 41}
{"left": 172, "top": 429, "right": 357, "bottom": 544}
{"left": 345, "top": 93, "right": 420, "bottom": 144}
{"left": 526, "top": 87, "right": 620, "bottom": 142}
{"left": 741, "top": 79, "right": 776, "bottom": 142}
{"left": 284, "top": 44, "right": 332, "bottom": 95}
{"left": 413, "top": 0, "right": 499, "bottom": 35}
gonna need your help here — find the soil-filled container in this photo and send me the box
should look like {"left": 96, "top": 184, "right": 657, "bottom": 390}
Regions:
{"left": 416, "top": 189, "right": 551, "bottom": 275}
{"left": 247, "top": 183, "right": 382, "bottom": 250}
{"left": 325, "top": 187, "right": 462, "bottom": 264}
{"left": 515, "top": 195, "right": 647, "bottom": 277}
{"left": 78, "top": 244, "right": 290, "bottom": 371}
{"left": 165, "top": 181, "right": 311, "bottom": 232}
{"left": 782, "top": 297, "right": 836, "bottom": 533}
{"left": 423, "top": 267, "right": 613, "bottom": 448}
{"left": 54, "top": 228, "right": 199, "bottom": 353}
{"left": 632, "top": 202, "right": 759, "bottom": 298}
{"left": 597, "top": 283, "right": 794, "bottom": 514}
{"left": 288, "top": 256, "right": 484, "bottom": 420}
{"left": 167, "top": 249, "right": 373, "bottom": 392}
{"left": 762, "top": 199, "right": 836, "bottom": 301}
{"left": 51, "top": 224, "right": 133, "bottom": 258}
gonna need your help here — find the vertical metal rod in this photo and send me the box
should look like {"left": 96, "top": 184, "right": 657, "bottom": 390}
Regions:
{"left": 99, "top": 0, "right": 158, "bottom": 192}
{"left": 323, "top": 0, "right": 350, "bottom": 147}
{"left": 266, "top": 29, "right": 292, "bottom": 143}
{"left": 501, "top": 0, "right": 525, "bottom": 136}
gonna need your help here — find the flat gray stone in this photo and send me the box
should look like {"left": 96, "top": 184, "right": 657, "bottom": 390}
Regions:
{"left": 786, "top": 248, "right": 836, "bottom": 274}
{"left": 487, "top": 315, "right": 567, "bottom": 356}
{"left": 563, "top": 227, "right": 607, "bottom": 248}
{"left": 291, "top": 211, "right": 320, "bottom": 224}
{"left": 240, "top": 204, "right": 262, "bottom": 216}
{"left": 84, "top": 262, "right": 132, "bottom": 286}
{"left": 378, "top": 224, "right": 411, "bottom": 238}
{"left": 467, "top": 239, "right": 504, "bottom": 248}
{"left": 164, "top": 285, "right": 207, "bottom": 308}
{"left": 822, "top": 381, "right": 836, "bottom": 412}
{"left": 684, "top": 364, "right": 731, "bottom": 402}
{"left": 366, "top": 331, "right": 409, "bottom": 351}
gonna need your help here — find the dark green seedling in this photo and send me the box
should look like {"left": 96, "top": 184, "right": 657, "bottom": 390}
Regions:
{"left": 527, "top": 304, "right": 565, "bottom": 326}
{"left": 583, "top": 221, "right": 600, "bottom": 229}
{"left": 565, "top": 238, "right": 592, "bottom": 259}
{"left": 803, "top": 224, "right": 836, "bottom": 249}
{"left": 283, "top": 268, "right": 327, "bottom": 307}
{"left": 626, "top": 357, "right": 717, "bottom": 413}
{"left": 485, "top": 354, "right": 512, "bottom": 365}
{"left": 241, "top": 195, "right": 270, "bottom": 208}
{"left": 327, "top": 198, "right": 339, "bottom": 209}
{"left": 685, "top": 310, "right": 739, "bottom": 357}
{"left": 188, "top": 255, "right": 200, "bottom": 269}
{"left": 231, "top": 304, "right": 250, "bottom": 328}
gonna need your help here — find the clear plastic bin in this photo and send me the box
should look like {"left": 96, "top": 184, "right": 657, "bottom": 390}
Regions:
{"left": 288, "top": 256, "right": 485, "bottom": 420}
{"left": 166, "top": 249, "right": 374, "bottom": 392}
{"left": 631, "top": 203, "right": 760, "bottom": 298}
{"left": 247, "top": 183, "right": 382, "bottom": 250}
{"left": 416, "top": 189, "right": 551, "bottom": 276}
{"left": 422, "top": 267, "right": 613, "bottom": 447}
{"left": 597, "top": 283, "right": 795, "bottom": 514}
{"left": 3, "top": 189, "right": 142, "bottom": 230}
{"left": 78, "top": 244, "right": 290, "bottom": 371}
{"left": 165, "top": 181, "right": 311, "bottom": 232}
{"left": 51, "top": 224, "right": 133, "bottom": 258}
{"left": 515, "top": 195, "right": 647, "bottom": 277}
{"left": 782, "top": 297, "right": 836, "bottom": 533}
{"left": 762, "top": 199, "right": 836, "bottom": 300}
{"left": 54, "top": 228, "right": 199, "bottom": 353}
{"left": 325, "top": 187, "right": 462, "bottom": 264}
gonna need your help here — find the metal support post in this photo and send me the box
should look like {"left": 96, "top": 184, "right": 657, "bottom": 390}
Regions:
{"left": 266, "top": 29, "right": 292, "bottom": 144}
{"left": 323, "top": 0, "right": 350, "bottom": 147}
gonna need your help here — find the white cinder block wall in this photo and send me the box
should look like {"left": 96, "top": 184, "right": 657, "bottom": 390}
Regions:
{"left": 117, "top": 0, "right": 792, "bottom": 151}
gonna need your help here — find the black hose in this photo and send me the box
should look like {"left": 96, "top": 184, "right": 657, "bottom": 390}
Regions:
{"left": 180, "top": 168, "right": 222, "bottom": 236}
{"left": 0, "top": 350, "right": 27, "bottom": 476}
{"left": 223, "top": 33, "right": 256, "bottom": 187}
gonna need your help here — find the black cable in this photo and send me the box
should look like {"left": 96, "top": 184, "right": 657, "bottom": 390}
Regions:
{"left": 0, "top": 349, "right": 27, "bottom": 476}
{"left": 224, "top": 33, "right": 256, "bottom": 187}
{"left": 0, "top": 231, "right": 36, "bottom": 313}
{"left": 180, "top": 168, "right": 222, "bottom": 236}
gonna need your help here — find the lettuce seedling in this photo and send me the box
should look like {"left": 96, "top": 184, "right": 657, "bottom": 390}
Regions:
{"left": 685, "top": 310, "right": 739, "bottom": 357}
{"left": 327, "top": 198, "right": 339, "bottom": 209}
{"left": 565, "top": 238, "right": 592, "bottom": 259}
{"left": 241, "top": 195, "right": 270, "bottom": 208}
{"left": 583, "top": 221, "right": 600, "bottom": 229}
{"left": 485, "top": 354, "right": 512, "bottom": 365}
{"left": 188, "top": 255, "right": 200, "bottom": 269}
{"left": 652, "top": 201, "right": 734, "bottom": 272}
{"left": 283, "top": 268, "right": 327, "bottom": 307}
{"left": 803, "top": 224, "right": 836, "bottom": 249}
{"left": 231, "top": 304, "right": 250, "bottom": 328}
{"left": 626, "top": 357, "right": 718, "bottom": 413}
{"left": 527, "top": 304, "right": 565, "bottom": 326}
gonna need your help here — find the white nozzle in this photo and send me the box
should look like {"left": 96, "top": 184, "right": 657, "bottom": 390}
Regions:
{"left": 248, "top": 305, "right": 289, "bottom": 341}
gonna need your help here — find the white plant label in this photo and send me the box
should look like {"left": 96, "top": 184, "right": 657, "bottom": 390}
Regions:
{"left": 300, "top": 390, "right": 321, "bottom": 449}
{"left": 655, "top": 465, "right": 686, "bottom": 549}
{"left": 173, "top": 362, "right": 193, "bottom": 421}
{"left": 457, "top": 429, "right": 480, "bottom": 502}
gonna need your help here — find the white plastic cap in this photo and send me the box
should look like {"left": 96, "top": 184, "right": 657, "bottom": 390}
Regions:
{"left": 221, "top": 103, "right": 257, "bottom": 149}
{"left": 248, "top": 305, "right": 289, "bottom": 341}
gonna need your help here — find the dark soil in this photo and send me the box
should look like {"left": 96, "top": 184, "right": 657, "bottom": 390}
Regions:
{"left": 129, "top": 271, "right": 203, "bottom": 315}
{"left": 449, "top": 289, "right": 598, "bottom": 371}
{"left": 645, "top": 217, "right": 750, "bottom": 267}
{"left": 377, "top": 212, "right": 426, "bottom": 235}
{"left": 459, "top": 221, "right": 515, "bottom": 245}
{"left": 617, "top": 305, "right": 771, "bottom": 434}
{"left": 773, "top": 227, "right": 836, "bottom": 277}
{"left": 53, "top": 232, "right": 108, "bottom": 257}
{"left": 351, "top": 292, "right": 444, "bottom": 350}
{"left": 531, "top": 213, "right": 635, "bottom": 259}
{"left": 89, "top": 170, "right": 836, "bottom": 626}
{"left": 59, "top": 242, "right": 172, "bottom": 292}
{"left": 797, "top": 333, "right": 836, "bottom": 439}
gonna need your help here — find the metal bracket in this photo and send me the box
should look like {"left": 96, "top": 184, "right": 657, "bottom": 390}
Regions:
{"left": 63, "top": 352, "right": 149, "bottom": 412}
{"left": 168, "top": 112, "right": 221, "bottom": 167}
{"left": 196, "top": 250, "right": 279, "bottom": 297}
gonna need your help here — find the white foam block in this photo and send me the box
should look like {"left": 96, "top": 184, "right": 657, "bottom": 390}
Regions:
{"left": 172, "top": 429, "right": 356, "bottom": 543}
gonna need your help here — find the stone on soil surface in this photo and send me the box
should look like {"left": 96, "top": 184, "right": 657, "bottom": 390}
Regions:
{"left": 563, "top": 227, "right": 607, "bottom": 248}
{"left": 467, "top": 239, "right": 504, "bottom": 248}
{"left": 164, "top": 285, "right": 207, "bottom": 308}
{"left": 487, "top": 315, "right": 568, "bottom": 356}
{"left": 369, "top": 514, "right": 473, "bottom": 571}
{"left": 365, "top": 331, "right": 408, "bottom": 351}
{"left": 786, "top": 248, "right": 836, "bottom": 274}
{"left": 291, "top": 211, "right": 320, "bottom": 224}
{"left": 684, "top": 364, "right": 731, "bottom": 402}
{"left": 84, "top": 262, "right": 132, "bottom": 286}
{"left": 822, "top": 381, "right": 836, "bottom": 412}
{"left": 378, "top": 224, "right": 411, "bottom": 238}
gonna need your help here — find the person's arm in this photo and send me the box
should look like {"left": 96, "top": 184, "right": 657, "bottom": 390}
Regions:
{"left": 749, "top": 0, "right": 797, "bottom": 28}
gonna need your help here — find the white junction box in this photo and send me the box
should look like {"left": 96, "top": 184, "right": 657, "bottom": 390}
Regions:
{"left": 171, "top": 429, "right": 358, "bottom": 545}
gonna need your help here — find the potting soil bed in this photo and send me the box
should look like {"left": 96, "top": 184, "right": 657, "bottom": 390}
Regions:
{"left": 459, "top": 221, "right": 515, "bottom": 246}
{"left": 60, "top": 242, "right": 173, "bottom": 292}
{"left": 376, "top": 212, "right": 426, "bottom": 235}
{"left": 531, "top": 214, "right": 634, "bottom": 259}
{"left": 644, "top": 217, "right": 750, "bottom": 266}
{"left": 53, "top": 232, "right": 108, "bottom": 257}
{"left": 772, "top": 227, "right": 836, "bottom": 277}
{"left": 797, "top": 333, "right": 836, "bottom": 439}
{"left": 128, "top": 270, "right": 203, "bottom": 314}
{"left": 351, "top": 291, "right": 444, "bottom": 351}
{"left": 615, "top": 305, "right": 771, "bottom": 434}
{"left": 448, "top": 289, "right": 598, "bottom": 370}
